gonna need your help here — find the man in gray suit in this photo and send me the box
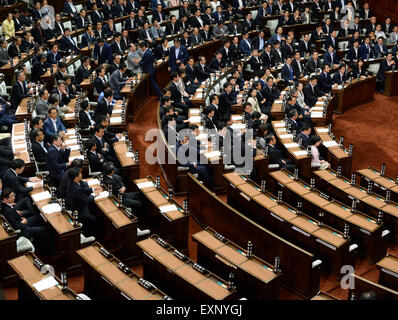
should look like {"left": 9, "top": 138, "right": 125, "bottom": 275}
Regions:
{"left": 35, "top": 89, "right": 50, "bottom": 119}
{"left": 109, "top": 63, "right": 131, "bottom": 99}
{"left": 127, "top": 43, "right": 142, "bottom": 75}
{"left": 213, "top": 22, "right": 229, "bottom": 39}
{"left": 150, "top": 19, "right": 165, "bottom": 39}
{"left": 0, "top": 39, "right": 9, "bottom": 67}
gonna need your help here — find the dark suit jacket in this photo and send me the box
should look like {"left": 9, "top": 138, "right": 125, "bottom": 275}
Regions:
{"left": 303, "top": 83, "right": 325, "bottom": 107}
{"left": 75, "top": 65, "right": 91, "bottom": 85}
{"left": 94, "top": 42, "right": 112, "bottom": 64}
{"left": 60, "top": 35, "right": 78, "bottom": 53}
{"left": 139, "top": 49, "right": 155, "bottom": 75}
{"left": 32, "top": 141, "right": 49, "bottom": 163}
{"left": 267, "top": 145, "right": 283, "bottom": 167}
{"left": 87, "top": 151, "right": 104, "bottom": 173}
{"left": 2, "top": 169, "right": 32, "bottom": 202}
{"left": 103, "top": 174, "right": 125, "bottom": 197}
{"left": 46, "top": 145, "right": 70, "bottom": 181}
{"left": 8, "top": 43, "right": 21, "bottom": 58}
{"left": 194, "top": 63, "right": 211, "bottom": 82}
{"left": 11, "top": 81, "right": 29, "bottom": 108}
{"left": 93, "top": 99, "right": 113, "bottom": 123}
{"left": 31, "top": 61, "right": 49, "bottom": 83}
{"left": 94, "top": 76, "right": 106, "bottom": 94}
{"left": 318, "top": 72, "right": 333, "bottom": 93}
{"left": 219, "top": 91, "right": 236, "bottom": 117}
{"left": 332, "top": 72, "right": 347, "bottom": 84}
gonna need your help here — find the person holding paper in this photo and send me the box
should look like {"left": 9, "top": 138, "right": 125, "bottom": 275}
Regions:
{"left": 66, "top": 168, "right": 99, "bottom": 237}
{"left": 1, "top": 188, "right": 53, "bottom": 257}
{"left": 46, "top": 134, "right": 72, "bottom": 187}
{"left": 309, "top": 135, "right": 330, "bottom": 170}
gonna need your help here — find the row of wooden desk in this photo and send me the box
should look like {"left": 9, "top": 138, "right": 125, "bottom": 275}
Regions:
{"left": 314, "top": 167, "right": 398, "bottom": 242}
{"left": 267, "top": 169, "right": 389, "bottom": 264}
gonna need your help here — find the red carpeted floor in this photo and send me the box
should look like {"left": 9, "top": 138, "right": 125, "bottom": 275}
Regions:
{"left": 332, "top": 92, "right": 398, "bottom": 177}
{"left": 4, "top": 93, "right": 398, "bottom": 300}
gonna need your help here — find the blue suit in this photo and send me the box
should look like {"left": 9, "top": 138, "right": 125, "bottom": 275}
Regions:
{"left": 140, "top": 49, "right": 162, "bottom": 98}
{"left": 168, "top": 45, "right": 188, "bottom": 72}
{"left": 318, "top": 72, "right": 334, "bottom": 93}
{"left": 43, "top": 117, "right": 67, "bottom": 140}
{"left": 323, "top": 51, "right": 340, "bottom": 66}
{"left": 359, "top": 44, "right": 374, "bottom": 60}
{"left": 47, "top": 50, "right": 62, "bottom": 64}
{"left": 239, "top": 38, "right": 252, "bottom": 56}
{"left": 94, "top": 42, "right": 112, "bottom": 64}
{"left": 346, "top": 47, "right": 360, "bottom": 61}
{"left": 151, "top": 0, "right": 165, "bottom": 10}
{"left": 281, "top": 63, "right": 294, "bottom": 85}
{"left": 46, "top": 144, "right": 70, "bottom": 183}
{"left": 373, "top": 44, "right": 387, "bottom": 57}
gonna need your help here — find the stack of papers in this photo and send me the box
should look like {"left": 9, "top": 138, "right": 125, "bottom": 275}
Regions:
{"left": 279, "top": 134, "right": 293, "bottom": 139}
{"left": 137, "top": 181, "right": 154, "bottom": 189}
{"left": 274, "top": 122, "right": 285, "bottom": 128}
{"left": 316, "top": 128, "right": 329, "bottom": 133}
{"left": 322, "top": 140, "right": 339, "bottom": 147}
{"left": 64, "top": 113, "right": 75, "bottom": 118}
{"left": 190, "top": 109, "right": 200, "bottom": 115}
{"left": 65, "top": 139, "right": 77, "bottom": 146}
{"left": 159, "top": 204, "right": 178, "bottom": 213}
{"left": 293, "top": 150, "right": 308, "bottom": 156}
{"left": 189, "top": 116, "right": 201, "bottom": 123}
{"left": 69, "top": 145, "right": 80, "bottom": 151}
{"left": 65, "top": 129, "right": 75, "bottom": 135}
{"left": 27, "top": 180, "right": 43, "bottom": 188}
{"left": 112, "top": 108, "right": 122, "bottom": 114}
{"left": 126, "top": 152, "right": 135, "bottom": 158}
{"left": 87, "top": 179, "right": 100, "bottom": 187}
{"left": 95, "top": 191, "right": 109, "bottom": 199}
{"left": 311, "top": 112, "right": 324, "bottom": 118}
{"left": 285, "top": 143, "right": 299, "bottom": 149}
{"left": 32, "top": 191, "right": 51, "bottom": 202}
{"left": 32, "top": 276, "right": 59, "bottom": 292}
{"left": 110, "top": 117, "right": 122, "bottom": 124}
{"left": 42, "top": 203, "right": 61, "bottom": 214}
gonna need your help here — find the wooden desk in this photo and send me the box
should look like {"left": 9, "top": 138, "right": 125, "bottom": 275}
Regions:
{"left": 134, "top": 176, "right": 189, "bottom": 253}
{"left": 121, "top": 73, "right": 150, "bottom": 122}
{"left": 30, "top": 186, "right": 82, "bottom": 273}
{"left": 272, "top": 120, "right": 312, "bottom": 181}
{"left": 357, "top": 167, "right": 398, "bottom": 202}
{"left": 8, "top": 252, "right": 79, "bottom": 300}
{"left": 331, "top": 76, "right": 376, "bottom": 114}
{"left": 92, "top": 184, "right": 139, "bottom": 264}
{"left": 268, "top": 169, "right": 388, "bottom": 263}
{"left": 348, "top": 273, "right": 398, "bottom": 300}
{"left": 314, "top": 127, "right": 353, "bottom": 177}
{"left": 384, "top": 70, "right": 398, "bottom": 96}
{"left": 187, "top": 172, "right": 321, "bottom": 298}
{"left": 0, "top": 215, "right": 18, "bottom": 283}
{"left": 193, "top": 227, "right": 281, "bottom": 299}
{"left": 223, "top": 172, "right": 352, "bottom": 275}
{"left": 113, "top": 139, "right": 139, "bottom": 190}
{"left": 314, "top": 168, "right": 398, "bottom": 242}
{"left": 377, "top": 254, "right": 398, "bottom": 291}
{"left": 77, "top": 242, "right": 168, "bottom": 300}
{"left": 0, "top": 50, "right": 34, "bottom": 85}
{"left": 137, "top": 235, "right": 236, "bottom": 300}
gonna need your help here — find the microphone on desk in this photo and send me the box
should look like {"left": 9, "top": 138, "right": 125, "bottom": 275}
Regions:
{"left": 117, "top": 262, "right": 131, "bottom": 274}
{"left": 107, "top": 184, "right": 113, "bottom": 197}
{"left": 227, "top": 272, "right": 235, "bottom": 291}
{"left": 99, "top": 247, "right": 112, "bottom": 259}
{"left": 155, "top": 176, "right": 161, "bottom": 189}
{"left": 2, "top": 221, "right": 12, "bottom": 234}
{"left": 296, "top": 201, "right": 303, "bottom": 216}
{"left": 260, "top": 180, "right": 266, "bottom": 193}
{"left": 385, "top": 190, "right": 391, "bottom": 204}
{"left": 61, "top": 272, "right": 68, "bottom": 293}
{"left": 293, "top": 168, "right": 299, "bottom": 180}
{"left": 310, "top": 178, "right": 315, "bottom": 190}
{"left": 348, "top": 144, "right": 354, "bottom": 156}
{"left": 246, "top": 241, "right": 253, "bottom": 259}
{"left": 135, "top": 149, "right": 139, "bottom": 163}
{"left": 277, "top": 190, "right": 283, "bottom": 203}
{"left": 274, "top": 256, "right": 281, "bottom": 274}
{"left": 367, "top": 180, "right": 373, "bottom": 194}
{"left": 351, "top": 199, "right": 357, "bottom": 213}
{"left": 168, "top": 187, "right": 174, "bottom": 201}
{"left": 49, "top": 186, "right": 58, "bottom": 204}
{"left": 350, "top": 173, "right": 356, "bottom": 185}
{"left": 380, "top": 163, "right": 386, "bottom": 177}
{"left": 343, "top": 223, "right": 350, "bottom": 239}
{"left": 156, "top": 237, "right": 170, "bottom": 248}
{"left": 317, "top": 212, "right": 324, "bottom": 227}
{"left": 73, "top": 210, "right": 79, "bottom": 228}
{"left": 183, "top": 199, "right": 188, "bottom": 214}
{"left": 336, "top": 165, "right": 342, "bottom": 178}
{"left": 377, "top": 211, "right": 384, "bottom": 225}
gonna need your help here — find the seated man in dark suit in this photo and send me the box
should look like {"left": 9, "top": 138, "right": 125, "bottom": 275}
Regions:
{"left": 194, "top": 55, "right": 213, "bottom": 83}
{"left": 31, "top": 53, "right": 51, "bottom": 84}
{"left": 47, "top": 43, "right": 62, "bottom": 65}
{"left": 46, "top": 134, "right": 71, "bottom": 187}
{"left": 262, "top": 76, "right": 281, "bottom": 113}
{"left": 318, "top": 64, "right": 335, "bottom": 93}
{"left": 281, "top": 56, "right": 295, "bottom": 86}
{"left": 219, "top": 82, "right": 237, "bottom": 118}
{"left": 59, "top": 28, "right": 79, "bottom": 54}
{"left": 92, "top": 124, "right": 118, "bottom": 164}
{"left": 2, "top": 159, "right": 41, "bottom": 215}
{"left": 1, "top": 188, "right": 53, "bottom": 257}
{"left": 93, "top": 89, "right": 114, "bottom": 123}
{"left": 31, "top": 129, "right": 49, "bottom": 164}
{"left": 305, "top": 51, "right": 322, "bottom": 74}
{"left": 86, "top": 138, "right": 105, "bottom": 173}
{"left": 303, "top": 75, "right": 326, "bottom": 107}
{"left": 298, "top": 123, "right": 312, "bottom": 148}
{"left": 10, "top": 70, "right": 31, "bottom": 110}
{"left": 66, "top": 168, "right": 99, "bottom": 237}
{"left": 265, "top": 133, "right": 296, "bottom": 172}
{"left": 377, "top": 53, "right": 396, "bottom": 93}
{"left": 94, "top": 37, "right": 113, "bottom": 65}
{"left": 332, "top": 64, "right": 348, "bottom": 84}
{"left": 373, "top": 36, "right": 388, "bottom": 57}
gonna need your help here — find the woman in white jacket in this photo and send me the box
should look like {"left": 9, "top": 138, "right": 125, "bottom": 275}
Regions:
{"left": 247, "top": 88, "right": 268, "bottom": 122}
{"left": 309, "top": 135, "right": 330, "bottom": 170}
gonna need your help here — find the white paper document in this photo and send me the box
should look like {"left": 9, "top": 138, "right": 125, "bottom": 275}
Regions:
{"left": 322, "top": 140, "right": 339, "bottom": 147}
{"left": 277, "top": 128, "right": 287, "bottom": 133}
{"left": 95, "top": 191, "right": 109, "bottom": 199}
{"left": 285, "top": 143, "right": 299, "bottom": 149}
{"left": 205, "top": 151, "right": 221, "bottom": 158}
{"left": 159, "top": 204, "right": 178, "bottom": 213}
{"left": 189, "top": 116, "right": 201, "bottom": 123}
{"left": 273, "top": 122, "right": 285, "bottom": 127}
{"left": 137, "top": 181, "right": 154, "bottom": 189}
{"left": 69, "top": 145, "right": 80, "bottom": 151}
{"left": 110, "top": 117, "right": 122, "bottom": 123}
{"left": 32, "top": 191, "right": 51, "bottom": 202}
{"left": 125, "top": 152, "right": 135, "bottom": 158}
{"left": 65, "top": 139, "right": 77, "bottom": 146}
{"left": 69, "top": 155, "right": 84, "bottom": 161}
{"left": 293, "top": 150, "right": 308, "bottom": 156}
{"left": 32, "top": 276, "right": 59, "bottom": 292}
{"left": 87, "top": 179, "right": 100, "bottom": 186}
{"left": 27, "top": 181, "right": 43, "bottom": 188}
{"left": 112, "top": 108, "right": 122, "bottom": 114}
{"left": 279, "top": 134, "right": 293, "bottom": 139}
{"left": 190, "top": 109, "right": 200, "bottom": 115}
{"left": 316, "top": 128, "right": 329, "bottom": 133}
{"left": 311, "top": 112, "right": 324, "bottom": 118}
{"left": 42, "top": 203, "right": 62, "bottom": 214}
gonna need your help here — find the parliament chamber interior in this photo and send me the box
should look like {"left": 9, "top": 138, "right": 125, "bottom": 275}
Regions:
{"left": 1, "top": 0, "right": 398, "bottom": 304}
